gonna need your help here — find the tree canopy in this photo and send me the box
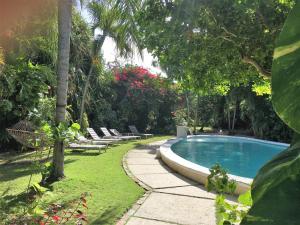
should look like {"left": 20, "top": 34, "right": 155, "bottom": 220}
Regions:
{"left": 137, "top": 0, "right": 294, "bottom": 94}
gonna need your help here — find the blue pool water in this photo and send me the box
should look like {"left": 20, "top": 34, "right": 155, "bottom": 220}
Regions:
{"left": 171, "top": 136, "right": 288, "bottom": 178}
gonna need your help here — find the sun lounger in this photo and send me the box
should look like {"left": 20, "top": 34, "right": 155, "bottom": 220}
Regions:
{"left": 109, "top": 129, "right": 141, "bottom": 140}
{"left": 76, "top": 134, "right": 114, "bottom": 145}
{"left": 128, "top": 125, "right": 153, "bottom": 138}
{"left": 87, "top": 128, "right": 121, "bottom": 142}
{"left": 100, "top": 127, "right": 133, "bottom": 141}
{"left": 68, "top": 143, "right": 107, "bottom": 154}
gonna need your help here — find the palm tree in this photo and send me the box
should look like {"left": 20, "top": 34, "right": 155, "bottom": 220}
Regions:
{"left": 79, "top": 0, "right": 142, "bottom": 126}
{"left": 52, "top": 0, "right": 73, "bottom": 179}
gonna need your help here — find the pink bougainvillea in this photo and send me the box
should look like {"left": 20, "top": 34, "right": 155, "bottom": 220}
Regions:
{"left": 113, "top": 66, "right": 172, "bottom": 101}
{"left": 114, "top": 66, "right": 157, "bottom": 84}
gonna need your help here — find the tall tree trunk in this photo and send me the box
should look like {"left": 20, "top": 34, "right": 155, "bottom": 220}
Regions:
{"left": 52, "top": 0, "right": 72, "bottom": 179}
{"left": 232, "top": 102, "right": 237, "bottom": 130}
{"left": 227, "top": 105, "right": 231, "bottom": 131}
{"left": 185, "top": 91, "right": 190, "bottom": 126}
{"left": 193, "top": 94, "right": 200, "bottom": 133}
{"left": 79, "top": 34, "right": 107, "bottom": 126}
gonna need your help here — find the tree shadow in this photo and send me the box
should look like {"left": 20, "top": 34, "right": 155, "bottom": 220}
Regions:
{"left": 0, "top": 149, "right": 51, "bottom": 165}
{"left": 90, "top": 206, "right": 120, "bottom": 225}
{"left": 1, "top": 191, "right": 29, "bottom": 214}
{"left": 0, "top": 159, "right": 77, "bottom": 182}
{"left": 0, "top": 164, "right": 37, "bottom": 182}
{"left": 65, "top": 150, "right": 106, "bottom": 157}
{"left": 131, "top": 143, "right": 159, "bottom": 154}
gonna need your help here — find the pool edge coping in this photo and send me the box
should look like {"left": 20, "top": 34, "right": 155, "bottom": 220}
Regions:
{"left": 158, "top": 135, "right": 289, "bottom": 195}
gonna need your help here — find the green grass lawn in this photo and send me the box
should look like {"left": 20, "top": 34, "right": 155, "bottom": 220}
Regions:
{"left": 0, "top": 136, "right": 171, "bottom": 224}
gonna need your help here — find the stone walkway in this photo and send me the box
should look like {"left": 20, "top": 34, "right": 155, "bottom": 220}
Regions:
{"left": 121, "top": 140, "right": 218, "bottom": 225}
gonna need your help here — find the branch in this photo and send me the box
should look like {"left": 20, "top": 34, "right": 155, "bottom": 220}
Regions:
{"left": 219, "top": 36, "right": 239, "bottom": 47}
{"left": 221, "top": 27, "right": 237, "bottom": 38}
{"left": 241, "top": 55, "right": 271, "bottom": 78}
{"left": 256, "top": 9, "right": 269, "bottom": 30}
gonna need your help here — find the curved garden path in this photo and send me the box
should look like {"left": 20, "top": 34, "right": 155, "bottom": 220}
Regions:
{"left": 119, "top": 140, "right": 218, "bottom": 225}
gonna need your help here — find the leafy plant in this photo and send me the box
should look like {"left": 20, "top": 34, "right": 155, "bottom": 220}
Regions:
{"left": 53, "top": 122, "right": 81, "bottom": 143}
{"left": 216, "top": 191, "right": 252, "bottom": 225}
{"left": 206, "top": 164, "right": 237, "bottom": 195}
{"left": 30, "top": 182, "right": 49, "bottom": 196}
{"left": 241, "top": 2, "right": 300, "bottom": 224}
{"left": 41, "top": 162, "right": 53, "bottom": 185}
{"left": 207, "top": 164, "right": 252, "bottom": 225}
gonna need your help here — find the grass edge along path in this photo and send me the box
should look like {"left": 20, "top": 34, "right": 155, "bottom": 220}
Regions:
{"left": 0, "top": 136, "right": 172, "bottom": 224}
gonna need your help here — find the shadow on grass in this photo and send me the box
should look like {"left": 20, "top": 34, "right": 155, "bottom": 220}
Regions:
{"left": 90, "top": 206, "right": 120, "bottom": 225}
{"left": 0, "top": 159, "right": 77, "bottom": 182}
{"left": 65, "top": 150, "right": 106, "bottom": 157}
{"left": 1, "top": 191, "right": 30, "bottom": 215}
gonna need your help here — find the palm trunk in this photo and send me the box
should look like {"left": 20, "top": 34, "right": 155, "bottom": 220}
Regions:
{"left": 185, "top": 91, "right": 190, "bottom": 126}
{"left": 79, "top": 65, "right": 93, "bottom": 126}
{"left": 79, "top": 34, "right": 107, "bottom": 126}
{"left": 227, "top": 106, "right": 231, "bottom": 131}
{"left": 231, "top": 101, "right": 237, "bottom": 130}
{"left": 52, "top": 0, "right": 72, "bottom": 179}
{"left": 193, "top": 95, "right": 200, "bottom": 133}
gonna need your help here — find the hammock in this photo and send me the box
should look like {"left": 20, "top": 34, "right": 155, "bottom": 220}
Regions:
{"left": 6, "top": 121, "right": 47, "bottom": 149}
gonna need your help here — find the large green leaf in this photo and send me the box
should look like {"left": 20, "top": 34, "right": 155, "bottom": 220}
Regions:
{"left": 272, "top": 1, "right": 300, "bottom": 133}
{"left": 241, "top": 3, "right": 300, "bottom": 224}
{"left": 241, "top": 141, "right": 300, "bottom": 224}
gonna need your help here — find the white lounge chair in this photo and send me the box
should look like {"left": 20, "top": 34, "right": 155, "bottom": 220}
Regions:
{"left": 76, "top": 134, "right": 114, "bottom": 145}
{"left": 68, "top": 143, "right": 107, "bottom": 154}
{"left": 87, "top": 128, "right": 121, "bottom": 142}
{"left": 109, "top": 129, "right": 141, "bottom": 140}
{"left": 100, "top": 127, "right": 133, "bottom": 141}
{"left": 128, "top": 125, "right": 153, "bottom": 138}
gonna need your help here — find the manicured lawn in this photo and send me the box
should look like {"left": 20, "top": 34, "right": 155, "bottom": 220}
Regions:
{"left": 0, "top": 136, "right": 172, "bottom": 224}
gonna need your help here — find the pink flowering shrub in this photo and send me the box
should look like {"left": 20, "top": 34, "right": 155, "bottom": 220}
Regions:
{"left": 112, "top": 65, "right": 178, "bottom": 134}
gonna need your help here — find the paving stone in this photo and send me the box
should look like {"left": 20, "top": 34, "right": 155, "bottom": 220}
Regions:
{"left": 155, "top": 185, "right": 216, "bottom": 199}
{"left": 121, "top": 140, "right": 217, "bottom": 225}
{"left": 134, "top": 173, "right": 196, "bottom": 189}
{"left": 130, "top": 149, "right": 157, "bottom": 154}
{"left": 148, "top": 140, "right": 168, "bottom": 146}
{"left": 126, "top": 217, "right": 174, "bottom": 225}
{"left": 126, "top": 152, "right": 157, "bottom": 159}
{"left": 134, "top": 192, "right": 216, "bottom": 225}
{"left": 126, "top": 157, "right": 162, "bottom": 165}
{"left": 127, "top": 164, "right": 173, "bottom": 175}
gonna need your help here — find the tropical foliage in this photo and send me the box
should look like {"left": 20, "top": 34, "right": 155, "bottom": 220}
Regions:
{"left": 0, "top": 0, "right": 300, "bottom": 224}
{"left": 241, "top": 2, "right": 300, "bottom": 224}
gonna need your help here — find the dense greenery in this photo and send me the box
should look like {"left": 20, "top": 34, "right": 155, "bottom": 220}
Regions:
{"left": 241, "top": 2, "right": 300, "bottom": 224}
{"left": 1, "top": 0, "right": 294, "bottom": 153}
{"left": 0, "top": 1, "right": 57, "bottom": 151}
{"left": 0, "top": 3, "right": 177, "bottom": 152}
{"left": 1, "top": 0, "right": 300, "bottom": 224}
{"left": 137, "top": 0, "right": 294, "bottom": 92}
{"left": 135, "top": 0, "right": 294, "bottom": 142}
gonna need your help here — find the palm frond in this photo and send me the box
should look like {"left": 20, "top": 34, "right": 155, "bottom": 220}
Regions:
{"left": 87, "top": 0, "right": 143, "bottom": 57}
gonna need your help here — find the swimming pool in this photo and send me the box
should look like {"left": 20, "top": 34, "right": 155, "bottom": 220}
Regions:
{"left": 159, "top": 135, "right": 289, "bottom": 194}
{"left": 171, "top": 136, "right": 288, "bottom": 178}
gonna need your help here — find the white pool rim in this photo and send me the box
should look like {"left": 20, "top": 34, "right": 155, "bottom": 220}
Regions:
{"left": 158, "top": 135, "right": 289, "bottom": 195}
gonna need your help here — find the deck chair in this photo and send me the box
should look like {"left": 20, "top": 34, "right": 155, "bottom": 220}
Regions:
{"left": 100, "top": 127, "right": 133, "bottom": 141}
{"left": 76, "top": 134, "right": 114, "bottom": 145}
{"left": 128, "top": 125, "right": 153, "bottom": 138}
{"left": 68, "top": 143, "right": 107, "bottom": 154}
{"left": 109, "top": 129, "right": 141, "bottom": 140}
{"left": 87, "top": 128, "right": 121, "bottom": 142}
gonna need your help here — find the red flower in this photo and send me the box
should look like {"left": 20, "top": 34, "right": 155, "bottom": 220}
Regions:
{"left": 52, "top": 215, "right": 60, "bottom": 222}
